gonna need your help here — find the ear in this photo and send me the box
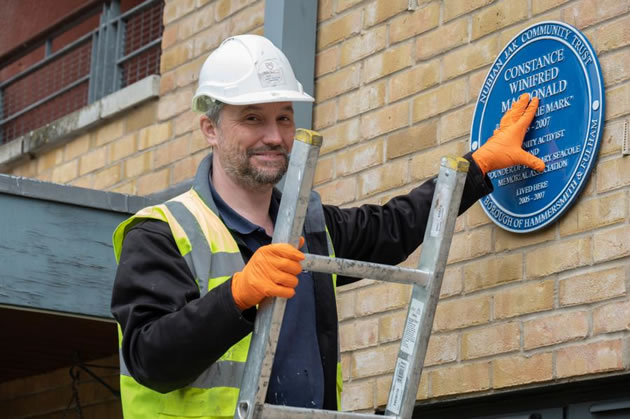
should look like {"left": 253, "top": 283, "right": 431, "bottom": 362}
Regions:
{"left": 200, "top": 115, "right": 219, "bottom": 147}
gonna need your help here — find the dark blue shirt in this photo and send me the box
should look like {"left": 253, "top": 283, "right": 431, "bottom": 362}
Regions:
{"left": 209, "top": 183, "right": 324, "bottom": 409}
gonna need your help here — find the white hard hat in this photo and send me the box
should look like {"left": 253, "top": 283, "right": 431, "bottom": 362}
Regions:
{"left": 192, "top": 34, "right": 314, "bottom": 112}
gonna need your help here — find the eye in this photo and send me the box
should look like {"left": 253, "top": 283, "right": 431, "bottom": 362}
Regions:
{"left": 244, "top": 114, "right": 261, "bottom": 123}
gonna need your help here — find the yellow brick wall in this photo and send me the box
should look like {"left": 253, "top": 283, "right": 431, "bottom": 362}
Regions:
{"left": 313, "top": 0, "right": 630, "bottom": 412}
{"left": 4, "top": 0, "right": 630, "bottom": 415}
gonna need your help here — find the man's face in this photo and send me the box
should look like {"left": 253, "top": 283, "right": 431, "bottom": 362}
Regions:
{"left": 205, "top": 102, "right": 296, "bottom": 190}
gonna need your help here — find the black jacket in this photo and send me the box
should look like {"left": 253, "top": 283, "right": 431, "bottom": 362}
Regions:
{"left": 111, "top": 153, "right": 492, "bottom": 409}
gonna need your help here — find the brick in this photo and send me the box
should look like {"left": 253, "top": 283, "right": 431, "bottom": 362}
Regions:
{"left": 599, "top": 118, "right": 625, "bottom": 157}
{"left": 161, "top": 23, "right": 178, "bottom": 49}
{"left": 596, "top": 14, "right": 630, "bottom": 53}
{"left": 136, "top": 168, "right": 170, "bottom": 195}
{"left": 356, "top": 283, "right": 411, "bottom": 316}
{"left": 51, "top": 160, "right": 78, "bottom": 184}
{"left": 600, "top": 49, "right": 630, "bottom": 88}
{"left": 390, "top": 60, "right": 439, "bottom": 102}
{"left": 364, "top": 0, "right": 407, "bottom": 28}
{"left": 124, "top": 152, "right": 153, "bottom": 178}
{"left": 444, "top": 0, "right": 493, "bottom": 22}
{"left": 315, "top": 47, "right": 339, "bottom": 77}
{"left": 565, "top": 0, "right": 630, "bottom": 31}
{"left": 315, "top": 65, "right": 361, "bottom": 102}
{"left": 177, "top": 5, "right": 213, "bottom": 42}
{"left": 64, "top": 134, "right": 90, "bottom": 161}
{"left": 9, "top": 161, "right": 36, "bottom": 178}
{"left": 340, "top": 317, "right": 379, "bottom": 351}
{"left": 465, "top": 201, "right": 492, "bottom": 228}
{"left": 430, "top": 361, "right": 491, "bottom": 397}
{"left": 410, "top": 140, "right": 467, "bottom": 181}
{"left": 138, "top": 123, "right": 173, "bottom": 150}
{"left": 412, "top": 78, "right": 468, "bottom": 122}
{"left": 469, "top": 68, "right": 488, "bottom": 101}
{"left": 95, "top": 120, "right": 124, "bottom": 146}
{"left": 313, "top": 155, "right": 334, "bottom": 185}
{"left": 164, "top": 0, "right": 195, "bottom": 24}
{"left": 229, "top": 1, "right": 264, "bottom": 35}
{"left": 312, "top": 101, "right": 336, "bottom": 131}
{"left": 362, "top": 42, "right": 413, "bottom": 84}
{"left": 594, "top": 299, "right": 630, "bottom": 335}
{"left": 604, "top": 83, "right": 630, "bottom": 121}
{"left": 360, "top": 102, "right": 409, "bottom": 139}
{"left": 524, "top": 311, "right": 589, "bottom": 350}
{"left": 597, "top": 156, "right": 630, "bottom": 192}
{"left": 70, "top": 175, "right": 92, "bottom": 189}
{"left": 190, "top": 129, "right": 208, "bottom": 154}
{"left": 158, "top": 87, "right": 194, "bottom": 121}
{"left": 319, "top": 118, "right": 360, "bottom": 155}
{"left": 317, "top": 0, "right": 333, "bottom": 22}
{"left": 161, "top": 41, "right": 193, "bottom": 73}
{"left": 441, "top": 104, "right": 475, "bottom": 143}
{"left": 376, "top": 372, "right": 429, "bottom": 405}
{"left": 447, "top": 226, "right": 493, "bottom": 264}
{"left": 160, "top": 71, "right": 176, "bottom": 95}
{"left": 351, "top": 343, "right": 399, "bottom": 379}
{"left": 154, "top": 135, "right": 191, "bottom": 169}
{"left": 472, "top": 1, "right": 528, "bottom": 40}
{"left": 525, "top": 237, "right": 592, "bottom": 279}
{"left": 315, "top": 176, "right": 357, "bottom": 206}
{"left": 440, "top": 265, "right": 463, "bottom": 298}
{"left": 358, "top": 158, "right": 408, "bottom": 198}
{"left": 336, "top": 139, "right": 384, "bottom": 176}
{"left": 125, "top": 101, "right": 158, "bottom": 133}
{"left": 560, "top": 266, "right": 626, "bottom": 307}
{"left": 494, "top": 280, "right": 554, "bottom": 319}
{"left": 594, "top": 225, "right": 630, "bottom": 263}
{"left": 386, "top": 120, "right": 437, "bottom": 160}
{"left": 173, "top": 110, "right": 197, "bottom": 138}
{"left": 337, "top": 290, "right": 356, "bottom": 322}
{"left": 338, "top": 81, "right": 386, "bottom": 121}
{"left": 462, "top": 322, "right": 520, "bottom": 360}
{"left": 336, "top": 0, "right": 362, "bottom": 13}
{"left": 172, "top": 151, "right": 205, "bottom": 185}
{"left": 556, "top": 340, "right": 624, "bottom": 378}
{"left": 193, "top": 20, "right": 230, "bottom": 57}
{"left": 340, "top": 26, "right": 387, "bottom": 67}
{"left": 317, "top": 9, "right": 362, "bottom": 50}
{"left": 340, "top": 379, "right": 374, "bottom": 411}
{"left": 389, "top": 2, "right": 440, "bottom": 43}
{"left": 93, "top": 164, "right": 121, "bottom": 190}
{"left": 425, "top": 334, "right": 458, "bottom": 366}
{"left": 533, "top": 0, "right": 570, "bottom": 15}
{"left": 444, "top": 35, "right": 499, "bottom": 80}
{"left": 559, "top": 191, "right": 626, "bottom": 236}
{"left": 495, "top": 226, "right": 555, "bottom": 251}
{"left": 416, "top": 17, "right": 469, "bottom": 61}
{"left": 109, "top": 133, "right": 137, "bottom": 162}
{"left": 378, "top": 309, "right": 406, "bottom": 343}
{"left": 214, "top": 0, "right": 252, "bottom": 21}
{"left": 463, "top": 253, "right": 522, "bottom": 292}
{"left": 173, "top": 56, "right": 204, "bottom": 90}
{"left": 493, "top": 353, "right": 553, "bottom": 389}
{"left": 433, "top": 294, "right": 491, "bottom": 332}
{"left": 79, "top": 147, "right": 107, "bottom": 176}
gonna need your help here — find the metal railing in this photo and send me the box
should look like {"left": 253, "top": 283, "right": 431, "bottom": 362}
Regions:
{"left": 0, "top": 0, "right": 164, "bottom": 144}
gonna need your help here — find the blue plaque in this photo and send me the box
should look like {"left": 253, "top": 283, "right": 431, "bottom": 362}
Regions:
{"left": 470, "top": 21, "right": 604, "bottom": 233}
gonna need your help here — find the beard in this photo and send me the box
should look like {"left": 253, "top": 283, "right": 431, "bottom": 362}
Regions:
{"left": 218, "top": 144, "right": 289, "bottom": 190}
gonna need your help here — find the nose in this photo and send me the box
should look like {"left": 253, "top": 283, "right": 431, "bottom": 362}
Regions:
{"left": 261, "top": 121, "right": 285, "bottom": 146}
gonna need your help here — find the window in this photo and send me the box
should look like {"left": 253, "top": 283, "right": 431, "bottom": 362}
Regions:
{"left": 0, "top": 0, "right": 164, "bottom": 144}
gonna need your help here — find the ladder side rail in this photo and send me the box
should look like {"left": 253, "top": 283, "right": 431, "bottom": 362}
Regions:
{"left": 259, "top": 404, "right": 389, "bottom": 418}
{"left": 385, "top": 156, "right": 470, "bottom": 418}
{"left": 302, "top": 254, "right": 431, "bottom": 287}
{"left": 235, "top": 130, "right": 322, "bottom": 419}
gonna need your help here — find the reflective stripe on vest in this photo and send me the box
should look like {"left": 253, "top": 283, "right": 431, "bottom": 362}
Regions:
{"left": 113, "top": 187, "right": 339, "bottom": 418}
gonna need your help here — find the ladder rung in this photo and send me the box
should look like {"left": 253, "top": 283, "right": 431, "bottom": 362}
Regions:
{"left": 259, "top": 403, "right": 392, "bottom": 419}
{"left": 302, "top": 254, "right": 430, "bottom": 287}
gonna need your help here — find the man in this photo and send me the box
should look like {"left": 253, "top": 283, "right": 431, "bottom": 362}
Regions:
{"left": 111, "top": 34, "right": 543, "bottom": 418}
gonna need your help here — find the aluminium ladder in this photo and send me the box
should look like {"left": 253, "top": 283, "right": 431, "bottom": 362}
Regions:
{"left": 235, "top": 128, "right": 469, "bottom": 419}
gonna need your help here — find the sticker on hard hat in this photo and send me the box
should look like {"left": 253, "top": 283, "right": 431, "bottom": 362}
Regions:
{"left": 257, "top": 59, "right": 285, "bottom": 88}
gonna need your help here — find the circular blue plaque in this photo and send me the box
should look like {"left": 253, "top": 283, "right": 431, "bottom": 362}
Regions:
{"left": 470, "top": 21, "right": 604, "bottom": 233}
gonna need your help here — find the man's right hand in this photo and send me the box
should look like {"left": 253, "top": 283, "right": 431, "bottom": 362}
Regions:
{"left": 231, "top": 240, "right": 304, "bottom": 310}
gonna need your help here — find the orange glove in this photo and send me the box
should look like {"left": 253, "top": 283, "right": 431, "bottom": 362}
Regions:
{"left": 231, "top": 238, "right": 305, "bottom": 310}
{"left": 472, "top": 93, "right": 545, "bottom": 176}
